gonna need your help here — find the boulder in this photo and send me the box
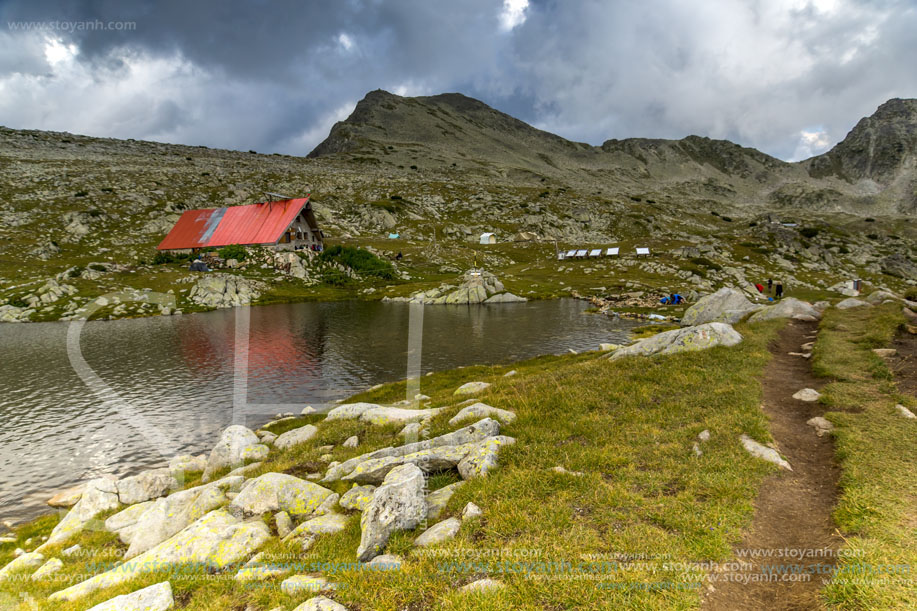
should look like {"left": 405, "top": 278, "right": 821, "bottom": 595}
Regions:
{"left": 448, "top": 403, "right": 516, "bottom": 426}
{"left": 828, "top": 281, "right": 859, "bottom": 297}
{"left": 46, "top": 484, "right": 85, "bottom": 508}
{"left": 283, "top": 513, "right": 350, "bottom": 541}
{"left": 426, "top": 482, "right": 464, "bottom": 520}
{"left": 50, "top": 510, "right": 270, "bottom": 602}
{"left": 41, "top": 477, "right": 120, "bottom": 548}
{"left": 104, "top": 501, "right": 154, "bottom": 535}
{"left": 275, "top": 511, "right": 293, "bottom": 538}
{"left": 117, "top": 468, "right": 177, "bottom": 505}
{"left": 866, "top": 290, "right": 901, "bottom": 304}
{"left": 457, "top": 436, "right": 516, "bottom": 479}
{"left": 366, "top": 554, "right": 403, "bottom": 569}
{"left": 282, "top": 575, "right": 329, "bottom": 595}
{"left": 0, "top": 552, "right": 44, "bottom": 581}
{"left": 229, "top": 473, "right": 335, "bottom": 517}
{"left": 806, "top": 417, "right": 834, "bottom": 437}
{"left": 610, "top": 323, "right": 742, "bottom": 360}
{"left": 836, "top": 298, "right": 871, "bottom": 310}
{"left": 30, "top": 557, "right": 63, "bottom": 580}
{"left": 169, "top": 454, "right": 207, "bottom": 476}
{"left": 415, "top": 517, "right": 462, "bottom": 547}
{"left": 342, "top": 436, "right": 359, "bottom": 448}
{"left": 454, "top": 381, "right": 491, "bottom": 396}
{"left": 740, "top": 435, "right": 792, "bottom": 470}
{"left": 880, "top": 254, "right": 917, "bottom": 279}
{"left": 680, "top": 288, "right": 761, "bottom": 326}
{"left": 325, "top": 402, "right": 380, "bottom": 421}
{"left": 748, "top": 298, "right": 821, "bottom": 323}
{"left": 339, "top": 485, "right": 376, "bottom": 512}
{"left": 227, "top": 462, "right": 263, "bottom": 478}
{"left": 357, "top": 464, "right": 426, "bottom": 562}
{"left": 792, "top": 388, "right": 821, "bottom": 402}
{"left": 292, "top": 597, "right": 349, "bottom": 611}
{"left": 61, "top": 544, "right": 81, "bottom": 557}
{"left": 360, "top": 406, "right": 443, "bottom": 426}
{"left": 484, "top": 292, "right": 527, "bottom": 303}
{"left": 234, "top": 552, "right": 290, "bottom": 582}
{"left": 343, "top": 436, "right": 514, "bottom": 485}
{"left": 273, "top": 425, "right": 319, "bottom": 450}
{"left": 123, "top": 477, "right": 242, "bottom": 558}
{"left": 203, "top": 425, "right": 268, "bottom": 482}
{"left": 462, "top": 502, "right": 483, "bottom": 521}
{"left": 188, "top": 274, "right": 260, "bottom": 308}
{"left": 323, "top": 418, "right": 501, "bottom": 483}
{"left": 339, "top": 454, "right": 403, "bottom": 485}
{"left": 85, "top": 582, "right": 173, "bottom": 611}
{"left": 895, "top": 404, "right": 916, "bottom": 419}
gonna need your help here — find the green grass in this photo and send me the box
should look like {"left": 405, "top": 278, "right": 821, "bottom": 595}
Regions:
{"left": 1, "top": 321, "right": 787, "bottom": 610}
{"left": 813, "top": 303, "right": 917, "bottom": 610}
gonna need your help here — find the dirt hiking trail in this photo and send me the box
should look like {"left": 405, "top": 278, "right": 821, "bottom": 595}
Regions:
{"left": 703, "top": 320, "right": 843, "bottom": 611}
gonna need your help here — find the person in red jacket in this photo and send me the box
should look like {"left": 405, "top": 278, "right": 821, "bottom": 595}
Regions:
{"left": 755, "top": 283, "right": 765, "bottom": 293}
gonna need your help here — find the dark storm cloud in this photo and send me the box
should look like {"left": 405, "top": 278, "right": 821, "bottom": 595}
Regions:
{"left": 1, "top": 0, "right": 915, "bottom": 159}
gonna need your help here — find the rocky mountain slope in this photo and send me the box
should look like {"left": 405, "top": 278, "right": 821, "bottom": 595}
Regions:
{"left": 311, "top": 91, "right": 917, "bottom": 215}
{"left": 1, "top": 92, "right": 916, "bottom": 322}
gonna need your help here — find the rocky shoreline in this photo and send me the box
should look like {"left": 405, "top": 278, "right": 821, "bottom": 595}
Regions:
{"left": 2, "top": 285, "right": 913, "bottom": 610}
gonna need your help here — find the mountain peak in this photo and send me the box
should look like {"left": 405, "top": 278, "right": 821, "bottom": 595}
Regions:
{"left": 806, "top": 97, "right": 917, "bottom": 186}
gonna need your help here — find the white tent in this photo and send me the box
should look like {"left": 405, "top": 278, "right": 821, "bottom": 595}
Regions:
{"left": 606, "top": 247, "right": 619, "bottom": 256}
{"left": 479, "top": 233, "right": 496, "bottom": 245}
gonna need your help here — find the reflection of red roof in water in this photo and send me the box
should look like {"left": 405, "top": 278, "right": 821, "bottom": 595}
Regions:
{"left": 157, "top": 197, "right": 310, "bottom": 250}
{"left": 177, "top": 307, "right": 320, "bottom": 385}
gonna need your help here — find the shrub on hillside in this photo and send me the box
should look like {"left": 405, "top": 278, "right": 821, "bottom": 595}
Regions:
{"left": 318, "top": 245, "right": 396, "bottom": 280}
{"left": 218, "top": 244, "right": 247, "bottom": 261}
{"left": 800, "top": 227, "right": 820, "bottom": 238}
{"left": 152, "top": 251, "right": 191, "bottom": 265}
{"left": 321, "top": 268, "right": 352, "bottom": 287}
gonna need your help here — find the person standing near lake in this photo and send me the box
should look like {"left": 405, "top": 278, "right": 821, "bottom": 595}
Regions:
{"left": 775, "top": 280, "right": 783, "bottom": 299}
{"left": 767, "top": 278, "right": 773, "bottom": 293}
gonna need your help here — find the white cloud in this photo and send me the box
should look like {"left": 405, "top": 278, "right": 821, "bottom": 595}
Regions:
{"left": 43, "top": 36, "right": 77, "bottom": 65}
{"left": 275, "top": 101, "right": 356, "bottom": 154}
{"left": 499, "top": 0, "right": 528, "bottom": 31}
{"left": 0, "top": 0, "right": 914, "bottom": 161}
{"left": 337, "top": 32, "right": 354, "bottom": 52}
{"left": 391, "top": 80, "right": 431, "bottom": 97}
{"left": 791, "top": 128, "right": 833, "bottom": 161}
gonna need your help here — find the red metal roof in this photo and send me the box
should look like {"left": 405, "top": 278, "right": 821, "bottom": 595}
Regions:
{"left": 157, "top": 197, "right": 310, "bottom": 250}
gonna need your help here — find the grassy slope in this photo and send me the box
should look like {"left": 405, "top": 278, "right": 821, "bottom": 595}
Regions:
{"left": 813, "top": 303, "right": 917, "bottom": 610}
{"left": 0, "top": 321, "right": 784, "bottom": 610}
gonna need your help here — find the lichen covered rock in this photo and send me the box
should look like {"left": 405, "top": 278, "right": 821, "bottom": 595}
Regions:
{"left": 610, "top": 323, "right": 742, "bottom": 360}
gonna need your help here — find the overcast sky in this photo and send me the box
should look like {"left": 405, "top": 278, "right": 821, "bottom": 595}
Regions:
{"left": 1, "top": 0, "right": 915, "bottom": 161}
